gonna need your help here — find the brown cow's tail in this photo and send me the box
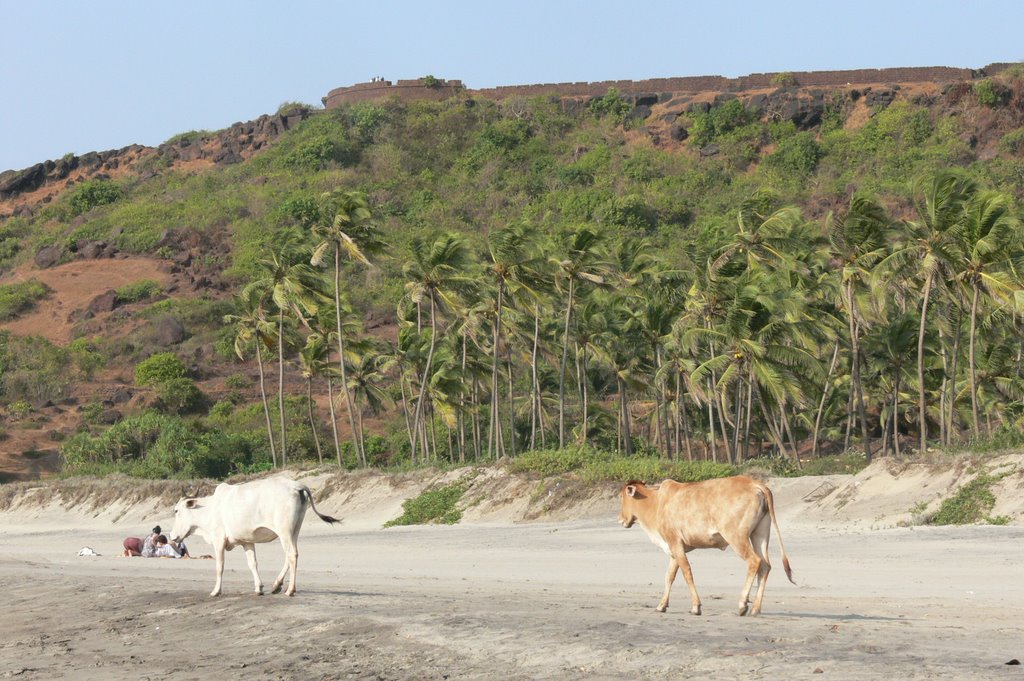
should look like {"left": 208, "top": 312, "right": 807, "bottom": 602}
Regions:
{"left": 300, "top": 487, "right": 341, "bottom": 525}
{"left": 763, "top": 485, "right": 795, "bottom": 584}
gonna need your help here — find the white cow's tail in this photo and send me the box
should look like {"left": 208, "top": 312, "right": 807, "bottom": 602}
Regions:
{"left": 300, "top": 487, "right": 341, "bottom": 525}
{"left": 762, "top": 485, "right": 795, "bottom": 584}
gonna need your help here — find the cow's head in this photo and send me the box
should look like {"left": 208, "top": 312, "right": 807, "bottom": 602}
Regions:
{"left": 618, "top": 480, "right": 648, "bottom": 528}
{"left": 169, "top": 497, "right": 202, "bottom": 544}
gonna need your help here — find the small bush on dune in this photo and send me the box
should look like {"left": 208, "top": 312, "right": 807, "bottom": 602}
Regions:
{"left": 384, "top": 479, "right": 468, "bottom": 527}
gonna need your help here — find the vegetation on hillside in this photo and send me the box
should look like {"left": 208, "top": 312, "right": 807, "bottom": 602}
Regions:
{"left": 4, "top": 69, "right": 1024, "bottom": 482}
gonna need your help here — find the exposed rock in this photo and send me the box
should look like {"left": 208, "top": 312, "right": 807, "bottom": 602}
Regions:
{"left": 34, "top": 245, "right": 65, "bottom": 269}
{"left": 87, "top": 290, "right": 118, "bottom": 315}
{"left": 151, "top": 316, "right": 187, "bottom": 346}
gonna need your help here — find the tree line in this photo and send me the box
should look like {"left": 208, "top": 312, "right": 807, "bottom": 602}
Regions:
{"left": 228, "top": 169, "right": 1024, "bottom": 469}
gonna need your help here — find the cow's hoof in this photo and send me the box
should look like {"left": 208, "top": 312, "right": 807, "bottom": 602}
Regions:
{"left": 656, "top": 603, "right": 668, "bottom": 613}
{"left": 690, "top": 606, "right": 702, "bottom": 616}
{"left": 255, "top": 590, "right": 264, "bottom": 596}
{"left": 209, "top": 592, "right": 221, "bottom": 598}
{"left": 285, "top": 591, "right": 296, "bottom": 597}
{"left": 739, "top": 604, "right": 749, "bottom": 616}
{"left": 271, "top": 584, "right": 283, "bottom": 595}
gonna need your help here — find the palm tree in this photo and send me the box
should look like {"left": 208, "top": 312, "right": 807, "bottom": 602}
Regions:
{"left": 244, "top": 231, "right": 324, "bottom": 466}
{"left": 224, "top": 289, "right": 278, "bottom": 467}
{"left": 403, "top": 232, "right": 474, "bottom": 462}
{"left": 298, "top": 334, "right": 329, "bottom": 464}
{"left": 310, "top": 189, "right": 386, "bottom": 466}
{"left": 551, "top": 225, "right": 607, "bottom": 448}
{"left": 346, "top": 342, "right": 395, "bottom": 466}
{"left": 827, "top": 195, "right": 892, "bottom": 460}
{"left": 483, "top": 223, "right": 542, "bottom": 459}
{"left": 878, "top": 170, "right": 977, "bottom": 452}
{"left": 955, "top": 190, "right": 1021, "bottom": 438}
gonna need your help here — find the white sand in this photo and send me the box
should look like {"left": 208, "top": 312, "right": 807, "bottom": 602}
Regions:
{"left": 1, "top": 462, "right": 1023, "bottom": 679}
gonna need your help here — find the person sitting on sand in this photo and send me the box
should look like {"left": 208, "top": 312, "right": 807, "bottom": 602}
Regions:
{"left": 150, "top": 535, "right": 182, "bottom": 558}
{"left": 121, "top": 526, "right": 162, "bottom": 557}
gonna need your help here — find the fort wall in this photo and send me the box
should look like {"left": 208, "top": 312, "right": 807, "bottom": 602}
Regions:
{"left": 325, "top": 64, "right": 1013, "bottom": 109}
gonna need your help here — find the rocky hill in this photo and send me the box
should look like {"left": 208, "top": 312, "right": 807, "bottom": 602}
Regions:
{"left": 2, "top": 64, "right": 1024, "bottom": 483}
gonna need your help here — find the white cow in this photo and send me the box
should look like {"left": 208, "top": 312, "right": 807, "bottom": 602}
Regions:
{"left": 169, "top": 477, "right": 339, "bottom": 597}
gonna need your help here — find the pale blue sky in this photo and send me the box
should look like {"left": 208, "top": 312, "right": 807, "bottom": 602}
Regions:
{"left": 2, "top": 0, "right": 1022, "bottom": 172}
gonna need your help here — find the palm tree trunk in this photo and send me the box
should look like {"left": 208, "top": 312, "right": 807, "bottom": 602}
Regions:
{"left": 530, "top": 311, "right": 540, "bottom": 450}
{"left": 678, "top": 374, "right": 693, "bottom": 462}
{"left": 847, "top": 282, "right": 872, "bottom": 460}
{"left": 277, "top": 310, "right": 287, "bottom": 467}
{"left": 619, "top": 376, "right": 633, "bottom": 455}
{"left": 459, "top": 334, "right": 467, "bottom": 464}
{"left": 334, "top": 249, "right": 363, "bottom": 466}
{"left": 894, "top": 372, "right": 902, "bottom": 457}
{"left": 255, "top": 342, "right": 277, "bottom": 468}
{"left": 410, "top": 294, "right": 438, "bottom": 462}
{"left": 743, "top": 369, "right": 754, "bottom": 460}
{"left": 355, "top": 394, "right": 368, "bottom": 465}
{"left": 917, "top": 272, "right": 935, "bottom": 453}
{"left": 558, "top": 278, "right": 575, "bottom": 448}
{"left": 812, "top": 341, "right": 841, "bottom": 458}
{"left": 946, "top": 307, "right": 963, "bottom": 444}
{"left": 507, "top": 342, "right": 515, "bottom": 457}
{"left": 399, "top": 374, "right": 414, "bottom": 460}
{"left": 755, "top": 387, "right": 795, "bottom": 462}
{"left": 968, "top": 282, "right": 982, "bottom": 439}
{"left": 326, "top": 372, "right": 341, "bottom": 466}
{"left": 581, "top": 353, "right": 589, "bottom": 444}
{"left": 306, "top": 378, "right": 323, "bottom": 464}
{"left": 488, "top": 286, "right": 503, "bottom": 459}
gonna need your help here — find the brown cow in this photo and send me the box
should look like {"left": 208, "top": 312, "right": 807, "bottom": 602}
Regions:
{"left": 618, "top": 476, "right": 794, "bottom": 616}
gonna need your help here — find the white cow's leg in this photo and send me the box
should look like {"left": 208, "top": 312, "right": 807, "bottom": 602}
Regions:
{"left": 210, "top": 542, "right": 226, "bottom": 597}
{"left": 657, "top": 558, "right": 678, "bottom": 612}
{"left": 675, "top": 551, "right": 702, "bottom": 616}
{"left": 283, "top": 535, "right": 299, "bottom": 596}
{"left": 271, "top": 534, "right": 298, "bottom": 595}
{"left": 243, "top": 543, "right": 263, "bottom": 595}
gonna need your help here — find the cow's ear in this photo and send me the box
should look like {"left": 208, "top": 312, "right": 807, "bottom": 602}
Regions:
{"left": 626, "top": 485, "right": 638, "bottom": 498}
{"left": 185, "top": 498, "right": 199, "bottom": 509}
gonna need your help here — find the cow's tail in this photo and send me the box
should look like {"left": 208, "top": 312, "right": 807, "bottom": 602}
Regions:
{"left": 300, "top": 486, "right": 341, "bottom": 525}
{"left": 763, "top": 485, "right": 795, "bottom": 584}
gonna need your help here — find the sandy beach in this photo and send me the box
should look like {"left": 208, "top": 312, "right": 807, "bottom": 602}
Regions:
{"left": 1, "top": 468, "right": 1023, "bottom": 680}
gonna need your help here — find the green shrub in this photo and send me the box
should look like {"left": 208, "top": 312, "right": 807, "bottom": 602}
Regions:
{"left": 588, "top": 87, "right": 632, "bottom": 124}
{"left": 690, "top": 99, "right": 757, "bottom": 146}
{"left": 61, "top": 411, "right": 256, "bottom": 479}
{"left": 225, "top": 373, "right": 252, "bottom": 390}
{"left": 0, "top": 333, "right": 71, "bottom": 406}
{"left": 0, "top": 279, "right": 50, "bottom": 321}
{"left": 69, "top": 179, "right": 123, "bottom": 215}
{"left": 999, "top": 127, "right": 1024, "bottom": 154}
{"left": 155, "top": 377, "right": 206, "bottom": 415}
{"left": 163, "top": 130, "right": 212, "bottom": 145}
{"left": 114, "top": 279, "right": 162, "bottom": 305}
{"left": 134, "top": 352, "right": 187, "bottom": 387}
{"left": 974, "top": 78, "right": 1011, "bottom": 107}
{"left": 67, "top": 337, "right": 106, "bottom": 380}
{"left": 384, "top": 479, "right": 468, "bottom": 527}
{"left": 929, "top": 474, "right": 1008, "bottom": 525}
{"left": 764, "top": 132, "right": 825, "bottom": 176}
{"left": 510, "top": 447, "right": 736, "bottom": 483}
{"left": 771, "top": 72, "right": 797, "bottom": 87}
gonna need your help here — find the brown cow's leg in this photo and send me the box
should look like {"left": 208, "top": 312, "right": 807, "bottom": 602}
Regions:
{"left": 750, "top": 516, "right": 773, "bottom": 616}
{"left": 657, "top": 558, "right": 678, "bottom": 612}
{"left": 675, "top": 552, "right": 702, "bottom": 616}
{"left": 733, "top": 539, "right": 763, "bottom": 616}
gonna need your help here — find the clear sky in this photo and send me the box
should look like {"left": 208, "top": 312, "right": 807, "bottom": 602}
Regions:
{"left": 2, "top": 0, "right": 1022, "bottom": 172}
